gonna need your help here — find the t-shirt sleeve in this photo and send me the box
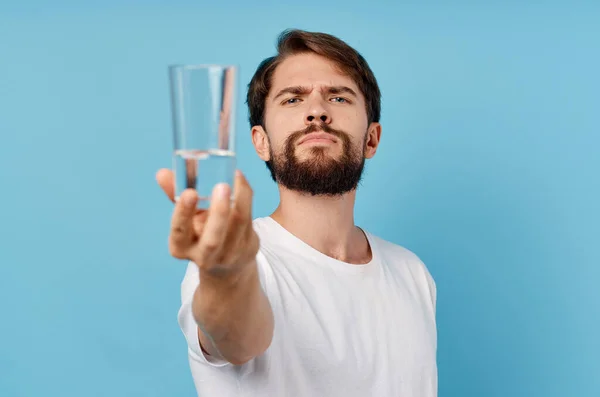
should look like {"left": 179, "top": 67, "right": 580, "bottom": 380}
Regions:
{"left": 423, "top": 265, "right": 437, "bottom": 314}
{"left": 177, "top": 261, "right": 231, "bottom": 367}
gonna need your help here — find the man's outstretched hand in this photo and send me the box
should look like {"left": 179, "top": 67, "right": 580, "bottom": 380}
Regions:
{"left": 156, "top": 168, "right": 259, "bottom": 278}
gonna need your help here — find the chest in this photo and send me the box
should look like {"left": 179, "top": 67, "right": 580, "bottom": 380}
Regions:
{"left": 268, "top": 261, "right": 437, "bottom": 381}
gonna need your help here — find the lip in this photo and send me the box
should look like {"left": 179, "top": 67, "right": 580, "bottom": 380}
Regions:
{"left": 298, "top": 132, "right": 337, "bottom": 145}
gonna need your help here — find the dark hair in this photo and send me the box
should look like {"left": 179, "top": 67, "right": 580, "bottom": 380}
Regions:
{"left": 246, "top": 29, "right": 381, "bottom": 128}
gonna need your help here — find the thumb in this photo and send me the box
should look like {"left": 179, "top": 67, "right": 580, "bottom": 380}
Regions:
{"left": 156, "top": 168, "right": 175, "bottom": 202}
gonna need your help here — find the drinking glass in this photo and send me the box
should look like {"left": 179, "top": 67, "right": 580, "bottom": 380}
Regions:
{"left": 169, "top": 64, "right": 237, "bottom": 208}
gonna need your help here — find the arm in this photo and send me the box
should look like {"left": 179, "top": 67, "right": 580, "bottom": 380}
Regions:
{"left": 193, "top": 258, "right": 274, "bottom": 365}
{"left": 158, "top": 168, "right": 273, "bottom": 366}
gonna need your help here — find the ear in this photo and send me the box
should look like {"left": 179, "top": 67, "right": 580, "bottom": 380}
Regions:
{"left": 364, "top": 122, "right": 382, "bottom": 159}
{"left": 251, "top": 125, "right": 271, "bottom": 161}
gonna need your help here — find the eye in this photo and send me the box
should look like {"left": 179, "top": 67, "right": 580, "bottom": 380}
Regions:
{"left": 283, "top": 97, "right": 301, "bottom": 105}
{"left": 330, "top": 97, "right": 349, "bottom": 103}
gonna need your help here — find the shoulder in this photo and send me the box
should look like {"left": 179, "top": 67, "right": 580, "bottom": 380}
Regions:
{"left": 252, "top": 216, "right": 275, "bottom": 238}
{"left": 367, "top": 232, "right": 425, "bottom": 267}
{"left": 250, "top": 217, "right": 281, "bottom": 293}
{"left": 252, "top": 216, "right": 271, "bottom": 227}
{"left": 366, "top": 231, "right": 437, "bottom": 307}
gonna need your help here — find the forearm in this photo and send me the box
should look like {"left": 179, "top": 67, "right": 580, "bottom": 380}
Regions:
{"left": 192, "top": 259, "right": 274, "bottom": 365}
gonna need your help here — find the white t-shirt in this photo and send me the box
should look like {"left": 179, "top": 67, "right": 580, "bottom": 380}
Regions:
{"left": 178, "top": 217, "right": 437, "bottom": 397}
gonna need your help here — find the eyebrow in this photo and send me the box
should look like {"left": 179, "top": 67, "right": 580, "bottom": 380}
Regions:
{"left": 327, "top": 86, "right": 357, "bottom": 97}
{"left": 272, "top": 85, "right": 358, "bottom": 101}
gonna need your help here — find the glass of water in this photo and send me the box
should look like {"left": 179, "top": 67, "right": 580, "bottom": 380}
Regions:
{"left": 169, "top": 64, "right": 237, "bottom": 208}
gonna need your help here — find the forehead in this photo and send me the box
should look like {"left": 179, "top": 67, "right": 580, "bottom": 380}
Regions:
{"left": 269, "top": 53, "right": 361, "bottom": 96}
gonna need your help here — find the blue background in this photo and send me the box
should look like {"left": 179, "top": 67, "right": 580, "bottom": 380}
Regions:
{"left": 1, "top": 1, "right": 598, "bottom": 396}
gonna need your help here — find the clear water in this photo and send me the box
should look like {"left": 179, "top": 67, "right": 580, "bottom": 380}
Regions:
{"left": 173, "top": 149, "right": 236, "bottom": 207}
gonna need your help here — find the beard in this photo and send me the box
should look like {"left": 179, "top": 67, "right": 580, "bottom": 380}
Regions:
{"left": 265, "top": 123, "right": 367, "bottom": 196}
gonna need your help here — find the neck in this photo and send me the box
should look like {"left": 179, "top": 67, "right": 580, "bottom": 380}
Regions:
{"left": 270, "top": 186, "right": 371, "bottom": 264}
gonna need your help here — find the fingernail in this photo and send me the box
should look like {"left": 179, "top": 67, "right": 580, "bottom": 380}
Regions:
{"left": 235, "top": 170, "right": 242, "bottom": 178}
{"left": 215, "top": 183, "right": 230, "bottom": 199}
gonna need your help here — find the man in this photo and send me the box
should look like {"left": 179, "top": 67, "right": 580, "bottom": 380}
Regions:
{"left": 156, "top": 29, "right": 437, "bottom": 397}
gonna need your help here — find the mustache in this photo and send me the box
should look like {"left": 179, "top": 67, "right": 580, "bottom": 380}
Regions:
{"left": 291, "top": 122, "right": 349, "bottom": 142}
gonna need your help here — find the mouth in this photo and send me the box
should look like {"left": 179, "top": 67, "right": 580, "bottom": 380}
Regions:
{"left": 298, "top": 132, "right": 338, "bottom": 145}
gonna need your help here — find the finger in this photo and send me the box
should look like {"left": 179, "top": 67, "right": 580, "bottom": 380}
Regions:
{"left": 169, "top": 188, "right": 198, "bottom": 256}
{"left": 156, "top": 168, "right": 175, "bottom": 202}
{"left": 197, "top": 183, "right": 232, "bottom": 259}
{"left": 219, "top": 171, "right": 254, "bottom": 261}
{"left": 232, "top": 170, "right": 254, "bottom": 221}
{"left": 192, "top": 210, "right": 209, "bottom": 238}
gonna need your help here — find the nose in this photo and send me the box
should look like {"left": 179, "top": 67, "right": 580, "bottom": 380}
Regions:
{"left": 305, "top": 100, "right": 331, "bottom": 125}
{"left": 306, "top": 113, "right": 330, "bottom": 124}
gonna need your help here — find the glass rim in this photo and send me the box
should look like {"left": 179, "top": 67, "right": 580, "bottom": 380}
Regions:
{"left": 168, "top": 63, "right": 238, "bottom": 71}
